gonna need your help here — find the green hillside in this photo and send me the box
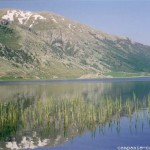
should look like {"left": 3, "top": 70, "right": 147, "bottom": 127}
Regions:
{"left": 0, "top": 9, "right": 150, "bottom": 80}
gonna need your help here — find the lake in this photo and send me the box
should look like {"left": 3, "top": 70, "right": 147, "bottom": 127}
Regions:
{"left": 0, "top": 78, "right": 150, "bottom": 150}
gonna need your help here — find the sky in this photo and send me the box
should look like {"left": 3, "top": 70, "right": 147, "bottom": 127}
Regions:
{"left": 0, "top": 0, "right": 150, "bottom": 45}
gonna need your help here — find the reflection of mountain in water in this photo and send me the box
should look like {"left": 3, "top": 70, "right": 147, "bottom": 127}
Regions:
{"left": 1, "top": 81, "right": 150, "bottom": 103}
{"left": 1, "top": 81, "right": 150, "bottom": 149}
{"left": 6, "top": 132, "right": 48, "bottom": 150}
{"left": 0, "top": 91, "right": 150, "bottom": 149}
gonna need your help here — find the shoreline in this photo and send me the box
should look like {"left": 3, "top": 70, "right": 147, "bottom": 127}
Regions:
{"left": 1, "top": 76, "right": 150, "bottom": 84}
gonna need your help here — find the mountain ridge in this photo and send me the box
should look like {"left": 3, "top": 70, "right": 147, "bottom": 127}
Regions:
{"left": 0, "top": 9, "right": 150, "bottom": 79}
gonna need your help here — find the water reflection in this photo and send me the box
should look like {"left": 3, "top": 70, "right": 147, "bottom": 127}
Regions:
{"left": 0, "top": 81, "right": 150, "bottom": 149}
{"left": 1, "top": 81, "right": 150, "bottom": 102}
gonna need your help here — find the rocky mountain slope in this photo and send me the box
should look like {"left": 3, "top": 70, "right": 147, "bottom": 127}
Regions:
{"left": 0, "top": 9, "right": 150, "bottom": 79}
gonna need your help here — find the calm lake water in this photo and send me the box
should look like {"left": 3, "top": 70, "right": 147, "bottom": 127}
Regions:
{"left": 0, "top": 78, "right": 150, "bottom": 150}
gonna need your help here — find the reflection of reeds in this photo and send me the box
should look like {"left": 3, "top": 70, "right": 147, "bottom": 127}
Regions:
{"left": 0, "top": 95, "right": 149, "bottom": 142}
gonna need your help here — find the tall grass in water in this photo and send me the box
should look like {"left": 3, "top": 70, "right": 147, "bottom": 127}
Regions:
{"left": 0, "top": 94, "right": 149, "bottom": 142}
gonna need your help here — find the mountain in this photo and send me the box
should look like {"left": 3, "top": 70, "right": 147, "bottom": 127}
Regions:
{"left": 0, "top": 9, "right": 150, "bottom": 80}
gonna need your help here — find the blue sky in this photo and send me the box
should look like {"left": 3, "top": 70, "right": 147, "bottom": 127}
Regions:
{"left": 0, "top": 0, "right": 150, "bottom": 45}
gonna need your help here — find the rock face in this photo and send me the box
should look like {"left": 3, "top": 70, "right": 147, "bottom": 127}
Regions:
{"left": 0, "top": 9, "right": 150, "bottom": 79}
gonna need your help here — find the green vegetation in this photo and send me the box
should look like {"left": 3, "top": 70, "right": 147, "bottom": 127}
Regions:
{"left": 104, "top": 71, "right": 150, "bottom": 78}
{"left": 0, "top": 76, "right": 23, "bottom": 81}
{"left": 0, "top": 94, "right": 150, "bottom": 147}
{"left": 0, "top": 46, "right": 34, "bottom": 65}
{"left": 0, "top": 24, "right": 20, "bottom": 49}
{"left": 80, "top": 59, "right": 87, "bottom": 65}
{"left": 101, "top": 39, "right": 150, "bottom": 72}
{"left": 1, "top": 9, "right": 150, "bottom": 79}
{"left": 65, "top": 42, "right": 75, "bottom": 56}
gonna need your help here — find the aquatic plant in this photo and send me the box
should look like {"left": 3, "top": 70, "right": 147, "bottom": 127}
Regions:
{"left": 0, "top": 94, "right": 149, "bottom": 148}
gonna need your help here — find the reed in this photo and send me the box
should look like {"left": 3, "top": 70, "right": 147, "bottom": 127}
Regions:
{"left": 0, "top": 94, "right": 149, "bottom": 142}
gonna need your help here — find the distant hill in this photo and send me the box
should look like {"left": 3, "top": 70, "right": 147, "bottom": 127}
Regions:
{"left": 0, "top": 9, "right": 150, "bottom": 79}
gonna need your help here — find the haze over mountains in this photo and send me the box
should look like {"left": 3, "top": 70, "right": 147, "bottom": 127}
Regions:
{"left": 0, "top": 9, "right": 150, "bottom": 79}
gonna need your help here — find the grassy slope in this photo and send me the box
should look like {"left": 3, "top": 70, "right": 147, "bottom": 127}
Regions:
{"left": 0, "top": 24, "right": 21, "bottom": 49}
{"left": 104, "top": 71, "right": 150, "bottom": 78}
{"left": 1, "top": 71, "right": 150, "bottom": 81}
{"left": 0, "top": 24, "right": 85, "bottom": 80}
{"left": 1, "top": 10, "right": 150, "bottom": 80}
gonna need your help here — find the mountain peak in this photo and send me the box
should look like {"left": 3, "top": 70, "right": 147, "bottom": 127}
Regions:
{"left": 1, "top": 9, "right": 46, "bottom": 27}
